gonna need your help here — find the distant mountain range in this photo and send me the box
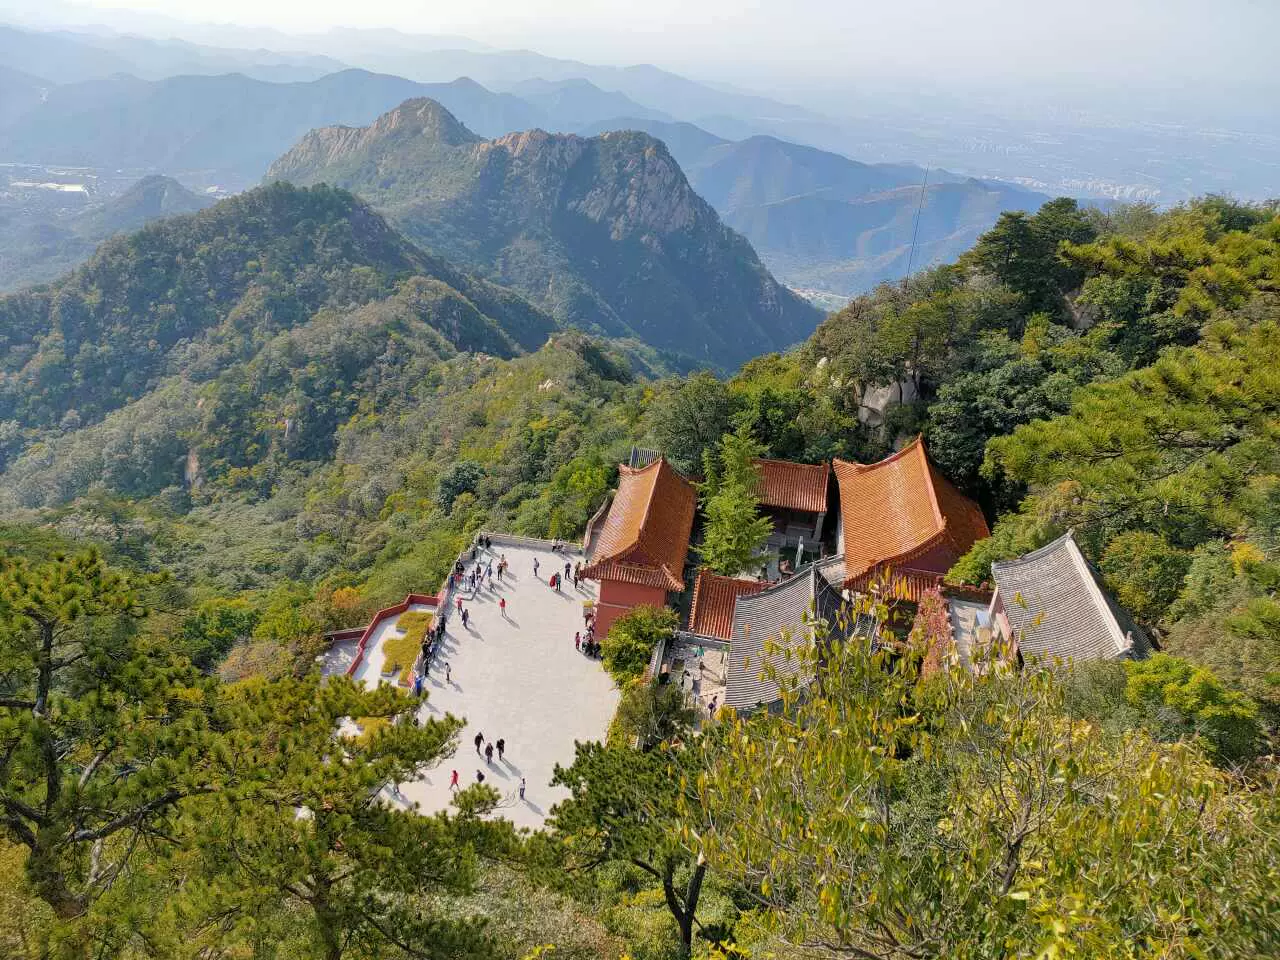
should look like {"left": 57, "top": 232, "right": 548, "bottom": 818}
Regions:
{"left": 268, "top": 98, "right": 820, "bottom": 368}
{"left": 0, "top": 24, "right": 347, "bottom": 84}
{"left": 0, "top": 62, "right": 1051, "bottom": 304}
{"left": 0, "top": 174, "right": 214, "bottom": 292}
{"left": 577, "top": 119, "right": 1051, "bottom": 302}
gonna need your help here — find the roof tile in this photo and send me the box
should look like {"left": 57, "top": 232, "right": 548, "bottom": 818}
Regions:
{"left": 752, "top": 458, "right": 831, "bottom": 514}
{"left": 582, "top": 458, "right": 696, "bottom": 592}
{"left": 833, "top": 436, "right": 989, "bottom": 590}
{"left": 688, "top": 570, "right": 767, "bottom": 640}
{"left": 992, "top": 531, "right": 1150, "bottom": 663}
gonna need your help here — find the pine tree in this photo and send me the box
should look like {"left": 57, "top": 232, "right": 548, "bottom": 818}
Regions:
{"left": 699, "top": 426, "right": 772, "bottom": 577}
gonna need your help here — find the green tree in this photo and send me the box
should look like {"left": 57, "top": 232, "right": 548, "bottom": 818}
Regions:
{"left": 1099, "top": 531, "right": 1191, "bottom": 625}
{"left": 699, "top": 428, "right": 773, "bottom": 577}
{"left": 180, "top": 595, "right": 259, "bottom": 670}
{"left": 1124, "top": 654, "right": 1264, "bottom": 764}
{"left": 186, "top": 673, "right": 513, "bottom": 960}
{"left": 613, "top": 679, "right": 698, "bottom": 749}
{"left": 549, "top": 741, "right": 709, "bottom": 957}
{"left": 647, "top": 372, "right": 736, "bottom": 475}
{"left": 689, "top": 633, "right": 1280, "bottom": 958}
{"left": 0, "top": 551, "right": 219, "bottom": 919}
{"left": 436, "top": 461, "right": 487, "bottom": 510}
{"left": 601, "top": 605, "right": 678, "bottom": 683}
{"left": 969, "top": 198, "right": 1097, "bottom": 320}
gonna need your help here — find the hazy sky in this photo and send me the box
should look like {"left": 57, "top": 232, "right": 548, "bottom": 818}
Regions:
{"left": 29, "top": 0, "right": 1280, "bottom": 122}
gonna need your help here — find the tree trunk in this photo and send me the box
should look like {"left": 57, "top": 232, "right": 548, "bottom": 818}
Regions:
{"left": 312, "top": 888, "right": 344, "bottom": 960}
{"left": 659, "top": 855, "right": 707, "bottom": 957}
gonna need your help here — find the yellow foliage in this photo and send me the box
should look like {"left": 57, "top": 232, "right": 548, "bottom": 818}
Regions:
{"left": 382, "top": 610, "right": 432, "bottom": 686}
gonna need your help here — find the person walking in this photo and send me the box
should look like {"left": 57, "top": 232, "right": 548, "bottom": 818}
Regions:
{"left": 518, "top": 777, "right": 526, "bottom": 801}
{"left": 564, "top": 560, "right": 571, "bottom": 580}
{"left": 461, "top": 608, "right": 470, "bottom": 629}
{"left": 445, "top": 662, "right": 452, "bottom": 685}
{"left": 476, "top": 770, "right": 485, "bottom": 784}
{"left": 455, "top": 595, "right": 463, "bottom": 615}
{"left": 574, "top": 631, "right": 581, "bottom": 651}
{"left": 449, "top": 769, "right": 460, "bottom": 791}
{"left": 499, "top": 597, "right": 507, "bottom": 619}
{"left": 708, "top": 696, "right": 718, "bottom": 719}
{"left": 474, "top": 732, "right": 484, "bottom": 755}
{"left": 484, "top": 742, "right": 494, "bottom": 765}
{"left": 532, "top": 557, "right": 540, "bottom": 579}
{"left": 496, "top": 738, "right": 505, "bottom": 761}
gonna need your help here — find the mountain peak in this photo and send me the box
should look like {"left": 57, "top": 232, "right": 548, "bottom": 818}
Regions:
{"left": 266, "top": 107, "right": 821, "bottom": 367}
{"left": 369, "top": 97, "right": 480, "bottom": 146}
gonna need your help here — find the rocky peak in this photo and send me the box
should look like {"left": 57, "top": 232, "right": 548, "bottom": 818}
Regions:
{"left": 368, "top": 97, "right": 481, "bottom": 147}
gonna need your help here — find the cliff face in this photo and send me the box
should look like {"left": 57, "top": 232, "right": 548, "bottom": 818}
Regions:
{"left": 268, "top": 98, "right": 821, "bottom": 369}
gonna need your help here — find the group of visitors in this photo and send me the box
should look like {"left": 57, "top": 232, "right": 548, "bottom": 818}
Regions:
{"left": 574, "top": 629, "right": 602, "bottom": 658}
{"left": 575, "top": 606, "right": 600, "bottom": 657}
{"left": 448, "top": 732, "right": 525, "bottom": 800}
{"left": 473, "top": 730, "right": 507, "bottom": 763}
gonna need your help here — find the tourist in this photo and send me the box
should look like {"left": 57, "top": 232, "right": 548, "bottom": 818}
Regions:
{"left": 708, "top": 697, "right": 717, "bottom": 719}
{"left": 414, "top": 674, "right": 423, "bottom": 696}
{"left": 496, "top": 738, "right": 505, "bottom": 761}
{"left": 563, "top": 560, "right": 571, "bottom": 580}
{"left": 574, "top": 631, "right": 581, "bottom": 651}
{"left": 449, "top": 769, "right": 459, "bottom": 791}
{"left": 474, "top": 732, "right": 484, "bottom": 754}
{"left": 461, "top": 608, "right": 470, "bottom": 629}
{"left": 445, "top": 662, "right": 452, "bottom": 684}
{"left": 455, "top": 595, "right": 463, "bottom": 614}
{"left": 518, "top": 777, "right": 526, "bottom": 801}
{"left": 476, "top": 770, "right": 485, "bottom": 784}
{"left": 484, "top": 742, "right": 494, "bottom": 765}
{"left": 499, "top": 597, "right": 508, "bottom": 618}
{"left": 532, "top": 557, "right": 540, "bottom": 578}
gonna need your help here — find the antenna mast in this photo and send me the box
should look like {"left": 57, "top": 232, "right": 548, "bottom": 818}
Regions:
{"left": 904, "top": 165, "right": 930, "bottom": 282}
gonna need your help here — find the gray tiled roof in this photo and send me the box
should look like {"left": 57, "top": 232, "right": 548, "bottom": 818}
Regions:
{"left": 723, "top": 567, "right": 850, "bottom": 712}
{"left": 992, "top": 531, "right": 1150, "bottom": 664}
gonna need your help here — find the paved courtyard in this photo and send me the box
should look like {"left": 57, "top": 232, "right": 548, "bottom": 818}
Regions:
{"left": 334, "top": 539, "right": 616, "bottom": 830}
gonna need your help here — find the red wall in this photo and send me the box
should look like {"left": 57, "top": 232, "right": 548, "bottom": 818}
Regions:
{"left": 911, "top": 541, "right": 963, "bottom": 577}
{"left": 594, "top": 580, "right": 668, "bottom": 638}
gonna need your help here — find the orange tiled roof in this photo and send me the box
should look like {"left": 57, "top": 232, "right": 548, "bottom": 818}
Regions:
{"left": 688, "top": 570, "right": 767, "bottom": 640}
{"left": 833, "top": 437, "right": 989, "bottom": 591}
{"left": 752, "top": 458, "right": 831, "bottom": 514}
{"left": 844, "top": 567, "right": 946, "bottom": 604}
{"left": 582, "top": 458, "right": 696, "bottom": 593}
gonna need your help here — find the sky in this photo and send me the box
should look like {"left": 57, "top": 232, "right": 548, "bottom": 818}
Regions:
{"left": 17, "top": 0, "right": 1280, "bottom": 124}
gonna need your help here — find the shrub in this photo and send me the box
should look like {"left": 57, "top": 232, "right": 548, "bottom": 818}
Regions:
{"left": 383, "top": 610, "right": 433, "bottom": 685}
{"left": 602, "top": 606, "right": 678, "bottom": 683}
{"left": 1125, "top": 653, "right": 1264, "bottom": 763}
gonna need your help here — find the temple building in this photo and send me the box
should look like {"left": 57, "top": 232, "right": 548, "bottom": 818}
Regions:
{"left": 581, "top": 457, "right": 697, "bottom": 637}
{"left": 832, "top": 436, "right": 990, "bottom": 602}
{"left": 751, "top": 457, "right": 831, "bottom": 572}
{"left": 990, "top": 531, "right": 1151, "bottom": 664}
{"left": 720, "top": 566, "right": 852, "bottom": 713}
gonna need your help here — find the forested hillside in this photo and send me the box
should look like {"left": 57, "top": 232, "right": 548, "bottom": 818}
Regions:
{"left": 3, "top": 192, "right": 1280, "bottom": 958}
